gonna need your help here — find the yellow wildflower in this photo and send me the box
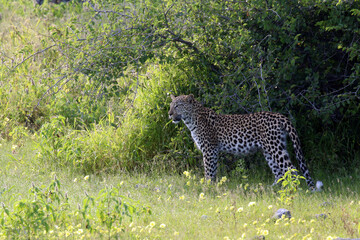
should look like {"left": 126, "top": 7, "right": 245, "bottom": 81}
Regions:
{"left": 183, "top": 171, "right": 190, "bottom": 178}
{"left": 220, "top": 176, "right": 227, "bottom": 184}
{"left": 199, "top": 192, "right": 205, "bottom": 201}
{"left": 302, "top": 234, "right": 312, "bottom": 240}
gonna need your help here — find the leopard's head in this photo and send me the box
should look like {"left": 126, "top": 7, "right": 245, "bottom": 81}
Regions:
{"left": 168, "top": 94, "right": 196, "bottom": 124}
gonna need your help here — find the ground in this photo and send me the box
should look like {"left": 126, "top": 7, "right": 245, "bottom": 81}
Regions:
{"left": 0, "top": 140, "right": 359, "bottom": 239}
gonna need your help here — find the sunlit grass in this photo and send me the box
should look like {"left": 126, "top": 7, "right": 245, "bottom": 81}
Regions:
{"left": 0, "top": 140, "right": 359, "bottom": 239}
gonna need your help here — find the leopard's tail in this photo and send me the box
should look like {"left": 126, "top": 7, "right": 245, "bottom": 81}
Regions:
{"left": 284, "top": 119, "right": 318, "bottom": 189}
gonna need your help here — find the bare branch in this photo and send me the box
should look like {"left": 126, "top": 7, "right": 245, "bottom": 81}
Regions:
{"left": 259, "top": 63, "right": 271, "bottom": 111}
{"left": 10, "top": 44, "right": 57, "bottom": 73}
{"left": 35, "top": 75, "right": 69, "bottom": 109}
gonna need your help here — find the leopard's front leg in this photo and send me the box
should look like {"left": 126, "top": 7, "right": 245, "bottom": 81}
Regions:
{"left": 202, "top": 148, "right": 219, "bottom": 181}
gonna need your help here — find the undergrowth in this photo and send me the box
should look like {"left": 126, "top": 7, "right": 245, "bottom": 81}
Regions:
{"left": 0, "top": 175, "right": 150, "bottom": 239}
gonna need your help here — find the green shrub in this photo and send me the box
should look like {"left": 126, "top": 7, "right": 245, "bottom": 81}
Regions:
{"left": 0, "top": 176, "right": 149, "bottom": 239}
{"left": 1, "top": 0, "right": 359, "bottom": 175}
{"left": 34, "top": 63, "right": 195, "bottom": 173}
{"left": 277, "top": 169, "right": 305, "bottom": 205}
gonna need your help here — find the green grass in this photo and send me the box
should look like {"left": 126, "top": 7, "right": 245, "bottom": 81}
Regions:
{"left": 1, "top": 140, "right": 359, "bottom": 239}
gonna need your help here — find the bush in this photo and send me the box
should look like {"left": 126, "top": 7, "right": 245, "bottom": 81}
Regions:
{"left": 35, "top": 63, "right": 194, "bottom": 173}
{"left": 0, "top": 176, "right": 149, "bottom": 239}
{"left": 1, "top": 0, "right": 359, "bottom": 174}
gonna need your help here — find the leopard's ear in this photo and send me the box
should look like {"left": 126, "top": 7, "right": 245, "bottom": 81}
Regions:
{"left": 186, "top": 94, "right": 195, "bottom": 103}
{"left": 170, "top": 94, "right": 176, "bottom": 100}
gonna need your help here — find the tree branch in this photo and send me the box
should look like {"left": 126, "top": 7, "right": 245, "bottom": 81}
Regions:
{"left": 10, "top": 44, "right": 57, "bottom": 74}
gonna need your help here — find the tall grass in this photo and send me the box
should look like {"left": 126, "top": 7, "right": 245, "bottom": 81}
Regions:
{"left": 31, "top": 63, "right": 193, "bottom": 174}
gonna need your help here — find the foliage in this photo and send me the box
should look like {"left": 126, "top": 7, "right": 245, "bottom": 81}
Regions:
{"left": 34, "top": 64, "right": 191, "bottom": 173}
{"left": 35, "top": 115, "right": 121, "bottom": 172}
{"left": 0, "top": 175, "right": 150, "bottom": 239}
{"left": 0, "top": 0, "right": 359, "bottom": 174}
{"left": 0, "top": 176, "right": 67, "bottom": 237}
{"left": 277, "top": 169, "right": 306, "bottom": 205}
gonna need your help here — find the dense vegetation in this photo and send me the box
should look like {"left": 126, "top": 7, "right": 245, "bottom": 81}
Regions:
{"left": 1, "top": 1, "right": 360, "bottom": 239}
{"left": 1, "top": 0, "right": 359, "bottom": 175}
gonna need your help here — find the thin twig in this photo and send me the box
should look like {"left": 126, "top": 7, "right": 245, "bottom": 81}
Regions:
{"left": 10, "top": 44, "right": 57, "bottom": 73}
{"left": 35, "top": 75, "right": 68, "bottom": 108}
{"left": 253, "top": 77, "right": 263, "bottom": 111}
{"left": 259, "top": 63, "right": 271, "bottom": 111}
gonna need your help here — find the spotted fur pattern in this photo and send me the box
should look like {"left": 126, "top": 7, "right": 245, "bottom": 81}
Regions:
{"left": 168, "top": 94, "right": 315, "bottom": 188}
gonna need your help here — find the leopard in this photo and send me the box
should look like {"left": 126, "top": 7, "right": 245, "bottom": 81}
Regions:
{"left": 168, "top": 94, "right": 319, "bottom": 189}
